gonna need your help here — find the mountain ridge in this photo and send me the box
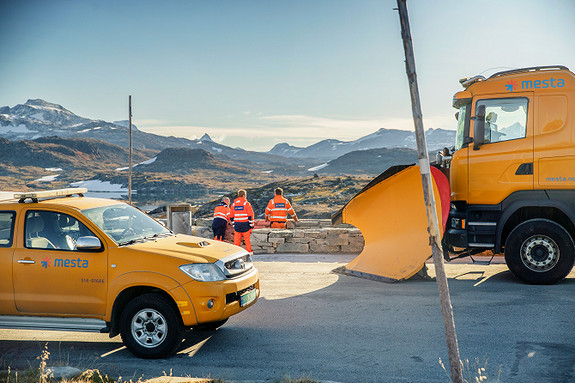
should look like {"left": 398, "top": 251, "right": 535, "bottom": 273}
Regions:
{"left": 1, "top": 99, "right": 456, "bottom": 161}
{"left": 269, "top": 127, "right": 455, "bottom": 160}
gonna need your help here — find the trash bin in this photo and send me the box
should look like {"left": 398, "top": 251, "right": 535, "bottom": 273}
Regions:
{"left": 167, "top": 204, "right": 193, "bottom": 235}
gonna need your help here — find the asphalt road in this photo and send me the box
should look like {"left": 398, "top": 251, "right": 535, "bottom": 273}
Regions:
{"left": 1, "top": 254, "right": 575, "bottom": 383}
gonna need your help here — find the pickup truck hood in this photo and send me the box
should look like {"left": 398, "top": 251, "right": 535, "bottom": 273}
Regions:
{"left": 124, "top": 234, "right": 246, "bottom": 264}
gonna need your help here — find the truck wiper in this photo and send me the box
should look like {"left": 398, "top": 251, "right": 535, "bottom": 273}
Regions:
{"left": 119, "top": 238, "right": 146, "bottom": 246}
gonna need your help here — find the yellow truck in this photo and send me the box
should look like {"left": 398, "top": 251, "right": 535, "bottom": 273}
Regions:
{"left": 335, "top": 65, "right": 575, "bottom": 285}
{"left": 444, "top": 65, "right": 575, "bottom": 284}
{"left": 0, "top": 188, "right": 259, "bottom": 358}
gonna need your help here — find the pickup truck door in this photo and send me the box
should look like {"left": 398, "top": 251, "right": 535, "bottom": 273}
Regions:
{"left": 13, "top": 210, "right": 108, "bottom": 316}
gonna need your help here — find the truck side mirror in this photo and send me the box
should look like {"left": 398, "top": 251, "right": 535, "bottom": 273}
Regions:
{"left": 473, "top": 104, "right": 486, "bottom": 150}
{"left": 76, "top": 236, "right": 102, "bottom": 250}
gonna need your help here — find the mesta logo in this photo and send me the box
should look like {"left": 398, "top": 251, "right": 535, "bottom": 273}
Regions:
{"left": 506, "top": 80, "right": 518, "bottom": 92}
{"left": 41, "top": 257, "right": 89, "bottom": 269}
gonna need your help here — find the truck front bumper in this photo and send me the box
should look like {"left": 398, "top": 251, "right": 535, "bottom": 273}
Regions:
{"left": 180, "top": 267, "right": 260, "bottom": 327}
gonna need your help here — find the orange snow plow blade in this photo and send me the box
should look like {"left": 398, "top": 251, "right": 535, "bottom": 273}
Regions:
{"left": 332, "top": 165, "right": 450, "bottom": 282}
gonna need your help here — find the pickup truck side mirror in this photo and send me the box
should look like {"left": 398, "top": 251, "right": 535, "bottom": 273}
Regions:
{"left": 76, "top": 236, "right": 102, "bottom": 250}
{"left": 473, "top": 104, "right": 486, "bottom": 150}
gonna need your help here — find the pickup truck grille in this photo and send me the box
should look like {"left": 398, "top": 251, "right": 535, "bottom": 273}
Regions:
{"left": 216, "top": 252, "right": 254, "bottom": 279}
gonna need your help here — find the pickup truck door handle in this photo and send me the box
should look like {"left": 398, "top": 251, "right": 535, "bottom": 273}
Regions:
{"left": 17, "top": 259, "right": 35, "bottom": 264}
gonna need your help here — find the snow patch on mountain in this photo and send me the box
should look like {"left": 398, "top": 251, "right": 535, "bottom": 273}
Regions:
{"left": 308, "top": 163, "right": 329, "bottom": 171}
{"left": 70, "top": 179, "right": 132, "bottom": 199}
{"left": 115, "top": 157, "right": 157, "bottom": 171}
{"left": 35, "top": 174, "right": 60, "bottom": 182}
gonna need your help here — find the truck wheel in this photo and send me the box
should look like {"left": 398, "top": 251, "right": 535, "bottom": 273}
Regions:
{"left": 505, "top": 219, "right": 575, "bottom": 285}
{"left": 120, "top": 293, "right": 183, "bottom": 358}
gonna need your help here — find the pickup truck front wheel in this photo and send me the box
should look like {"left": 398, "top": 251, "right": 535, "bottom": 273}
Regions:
{"left": 505, "top": 219, "right": 575, "bottom": 285}
{"left": 120, "top": 293, "right": 184, "bottom": 358}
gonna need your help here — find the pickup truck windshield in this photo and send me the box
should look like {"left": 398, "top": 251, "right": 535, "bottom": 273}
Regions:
{"left": 82, "top": 204, "right": 171, "bottom": 245}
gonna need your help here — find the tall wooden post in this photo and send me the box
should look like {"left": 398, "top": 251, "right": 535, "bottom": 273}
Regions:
{"left": 128, "top": 95, "right": 133, "bottom": 205}
{"left": 396, "top": 1, "right": 463, "bottom": 382}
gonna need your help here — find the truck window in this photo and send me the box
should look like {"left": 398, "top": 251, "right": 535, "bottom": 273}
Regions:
{"left": 475, "top": 98, "right": 528, "bottom": 144}
{"left": 454, "top": 104, "right": 470, "bottom": 151}
{"left": 0, "top": 211, "right": 15, "bottom": 247}
{"left": 25, "top": 211, "right": 97, "bottom": 251}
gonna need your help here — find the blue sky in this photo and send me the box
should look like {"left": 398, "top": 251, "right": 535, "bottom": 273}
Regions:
{"left": 1, "top": 0, "right": 574, "bottom": 151}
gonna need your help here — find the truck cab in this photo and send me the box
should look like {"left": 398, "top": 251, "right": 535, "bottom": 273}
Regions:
{"left": 444, "top": 66, "right": 575, "bottom": 284}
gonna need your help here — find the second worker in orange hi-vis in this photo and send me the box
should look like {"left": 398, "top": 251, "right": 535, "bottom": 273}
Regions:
{"left": 230, "top": 189, "right": 254, "bottom": 253}
{"left": 212, "top": 196, "right": 230, "bottom": 241}
{"left": 265, "top": 187, "right": 299, "bottom": 229}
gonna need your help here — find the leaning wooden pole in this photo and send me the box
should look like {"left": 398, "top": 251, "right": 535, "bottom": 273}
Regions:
{"left": 396, "top": 1, "right": 463, "bottom": 382}
{"left": 128, "top": 95, "right": 133, "bottom": 205}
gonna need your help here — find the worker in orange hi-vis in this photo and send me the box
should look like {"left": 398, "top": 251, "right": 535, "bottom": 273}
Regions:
{"left": 229, "top": 189, "right": 254, "bottom": 254}
{"left": 212, "top": 196, "right": 230, "bottom": 241}
{"left": 265, "top": 187, "right": 299, "bottom": 229}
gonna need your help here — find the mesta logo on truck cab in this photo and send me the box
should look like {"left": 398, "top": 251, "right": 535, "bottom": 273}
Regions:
{"left": 507, "top": 77, "right": 565, "bottom": 92}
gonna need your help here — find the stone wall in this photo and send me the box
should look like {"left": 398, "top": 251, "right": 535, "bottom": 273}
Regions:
{"left": 190, "top": 219, "right": 364, "bottom": 254}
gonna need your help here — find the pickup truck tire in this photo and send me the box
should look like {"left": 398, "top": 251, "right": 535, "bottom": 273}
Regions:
{"left": 505, "top": 219, "right": 575, "bottom": 285}
{"left": 120, "top": 293, "right": 184, "bottom": 358}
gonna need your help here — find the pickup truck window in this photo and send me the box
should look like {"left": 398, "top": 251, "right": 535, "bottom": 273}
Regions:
{"left": 25, "top": 211, "right": 96, "bottom": 251}
{"left": 475, "top": 97, "right": 528, "bottom": 144}
{"left": 0, "top": 211, "right": 15, "bottom": 247}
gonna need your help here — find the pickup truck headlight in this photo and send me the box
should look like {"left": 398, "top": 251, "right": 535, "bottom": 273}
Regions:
{"left": 180, "top": 264, "right": 226, "bottom": 282}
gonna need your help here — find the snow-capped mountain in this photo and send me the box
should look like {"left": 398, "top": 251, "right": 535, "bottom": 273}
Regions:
{"left": 0, "top": 99, "right": 148, "bottom": 143}
{"left": 0, "top": 99, "right": 92, "bottom": 139}
{"left": 269, "top": 127, "right": 455, "bottom": 160}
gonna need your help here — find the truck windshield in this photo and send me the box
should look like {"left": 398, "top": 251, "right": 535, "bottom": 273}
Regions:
{"left": 454, "top": 104, "right": 468, "bottom": 151}
{"left": 82, "top": 204, "right": 171, "bottom": 245}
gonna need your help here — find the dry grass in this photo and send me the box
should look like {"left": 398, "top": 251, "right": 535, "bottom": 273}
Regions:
{"left": 0, "top": 343, "right": 321, "bottom": 383}
{"left": 439, "top": 357, "right": 502, "bottom": 383}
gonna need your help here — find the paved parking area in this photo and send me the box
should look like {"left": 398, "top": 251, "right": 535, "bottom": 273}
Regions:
{"left": 1, "top": 254, "right": 574, "bottom": 382}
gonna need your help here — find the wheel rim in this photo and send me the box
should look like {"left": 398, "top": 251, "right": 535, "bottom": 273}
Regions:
{"left": 520, "top": 235, "right": 560, "bottom": 272}
{"left": 131, "top": 308, "right": 168, "bottom": 348}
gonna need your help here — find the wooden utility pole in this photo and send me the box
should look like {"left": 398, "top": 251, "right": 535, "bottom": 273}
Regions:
{"left": 128, "top": 95, "right": 133, "bottom": 205}
{"left": 395, "top": 1, "right": 463, "bottom": 382}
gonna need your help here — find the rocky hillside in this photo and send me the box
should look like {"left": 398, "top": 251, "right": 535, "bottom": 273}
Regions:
{"left": 0, "top": 137, "right": 151, "bottom": 172}
{"left": 135, "top": 148, "right": 249, "bottom": 174}
{"left": 194, "top": 175, "right": 373, "bottom": 219}
{"left": 311, "top": 147, "right": 418, "bottom": 175}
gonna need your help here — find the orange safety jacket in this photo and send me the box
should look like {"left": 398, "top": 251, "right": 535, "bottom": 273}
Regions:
{"left": 213, "top": 203, "right": 230, "bottom": 222}
{"left": 230, "top": 197, "right": 254, "bottom": 232}
{"left": 265, "top": 195, "right": 297, "bottom": 223}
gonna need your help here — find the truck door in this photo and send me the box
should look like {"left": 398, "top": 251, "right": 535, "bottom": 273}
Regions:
{"left": 468, "top": 95, "right": 534, "bottom": 205}
{"left": 534, "top": 94, "right": 575, "bottom": 189}
{"left": 13, "top": 210, "right": 108, "bottom": 316}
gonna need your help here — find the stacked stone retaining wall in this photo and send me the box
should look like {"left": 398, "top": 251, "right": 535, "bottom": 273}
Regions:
{"left": 190, "top": 219, "right": 364, "bottom": 254}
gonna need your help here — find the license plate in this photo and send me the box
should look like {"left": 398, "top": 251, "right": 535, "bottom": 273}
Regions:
{"left": 240, "top": 289, "right": 257, "bottom": 307}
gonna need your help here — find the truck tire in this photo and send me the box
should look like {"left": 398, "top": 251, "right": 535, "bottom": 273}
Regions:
{"left": 504, "top": 219, "right": 575, "bottom": 285}
{"left": 120, "top": 293, "right": 184, "bottom": 358}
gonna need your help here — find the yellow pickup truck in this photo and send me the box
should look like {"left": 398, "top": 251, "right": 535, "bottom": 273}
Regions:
{"left": 0, "top": 188, "right": 259, "bottom": 358}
